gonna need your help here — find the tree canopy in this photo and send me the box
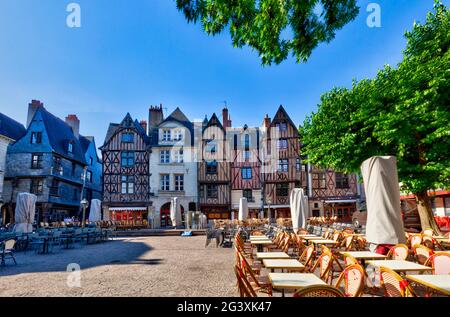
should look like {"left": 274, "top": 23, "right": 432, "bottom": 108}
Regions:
{"left": 176, "top": 0, "right": 359, "bottom": 65}
{"left": 300, "top": 1, "right": 450, "bottom": 230}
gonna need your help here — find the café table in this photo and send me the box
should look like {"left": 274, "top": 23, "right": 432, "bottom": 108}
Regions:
{"left": 406, "top": 274, "right": 450, "bottom": 296}
{"left": 301, "top": 236, "right": 326, "bottom": 242}
{"left": 309, "top": 239, "right": 339, "bottom": 246}
{"left": 340, "top": 251, "right": 387, "bottom": 266}
{"left": 250, "top": 235, "right": 270, "bottom": 240}
{"left": 269, "top": 273, "right": 326, "bottom": 297}
{"left": 251, "top": 240, "right": 274, "bottom": 252}
{"left": 256, "top": 252, "right": 290, "bottom": 260}
{"left": 366, "top": 260, "right": 432, "bottom": 274}
{"left": 263, "top": 259, "right": 305, "bottom": 273}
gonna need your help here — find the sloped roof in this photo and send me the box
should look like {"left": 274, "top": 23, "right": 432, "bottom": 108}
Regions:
{"left": 204, "top": 113, "right": 224, "bottom": 132}
{"left": 0, "top": 112, "right": 26, "bottom": 141}
{"left": 101, "top": 113, "right": 150, "bottom": 148}
{"left": 270, "top": 105, "right": 299, "bottom": 135}
{"left": 38, "top": 107, "right": 87, "bottom": 164}
{"left": 151, "top": 107, "right": 195, "bottom": 146}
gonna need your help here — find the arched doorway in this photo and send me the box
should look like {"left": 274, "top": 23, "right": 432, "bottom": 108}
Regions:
{"left": 160, "top": 203, "right": 185, "bottom": 228}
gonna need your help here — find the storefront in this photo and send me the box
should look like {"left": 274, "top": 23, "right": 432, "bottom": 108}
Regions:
{"left": 109, "top": 207, "right": 149, "bottom": 228}
{"left": 323, "top": 200, "right": 357, "bottom": 222}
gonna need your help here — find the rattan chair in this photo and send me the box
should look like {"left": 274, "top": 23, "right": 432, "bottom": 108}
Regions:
{"left": 299, "top": 244, "right": 316, "bottom": 271}
{"left": 234, "top": 265, "right": 257, "bottom": 297}
{"left": 424, "top": 252, "right": 450, "bottom": 275}
{"left": 334, "top": 264, "right": 365, "bottom": 297}
{"left": 413, "top": 244, "right": 434, "bottom": 265}
{"left": 310, "top": 249, "right": 334, "bottom": 284}
{"left": 379, "top": 267, "right": 416, "bottom": 297}
{"left": 387, "top": 244, "right": 409, "bottom": 261}
{"left": 293, "top": 285, "right": 344, "bottom": 297}
{"left": 1, "top": 239, "right": 17, "bottom": 266}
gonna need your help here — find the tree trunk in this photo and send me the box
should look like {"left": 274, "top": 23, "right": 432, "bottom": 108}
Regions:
{"left": 414, "top": 190, "right": 441, "bottom": 235}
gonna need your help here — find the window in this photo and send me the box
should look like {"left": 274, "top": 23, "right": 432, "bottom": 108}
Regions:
{"left": 206, "top": 140, "right": 216, "bottom": 155}
{"left": 277, "top": 139, "right": 288, "bottom": 149}
{"left": 296, "top": 158, "right": 301, "bottom": 171}
{"left": 335, "top": 173, "right": 349, "bottom": 189}
{"left": 175, "top": 175, "right": 184, "bottom": 191}
{"left": 233, "top": 135, "right": 238, "bottom": 151}
{"left": 71, "top": 163, "right": 76, "bottom": 176}
{"left": 121, "top": 151, "right": 135, "bottom": 167}
{"left": 206, "top": 161, "right": 218, "bottom": 174}
{"left": 174, "top": 149, "right": 184, "bottom": 163}
{"left": 244, "top": 151, "right": 251, "bottom": 161}
{"left": 241, "top": 167, "right": 252, "bottom": 180}
{"left": 68, "top": 142, "right": 73, "bottom": 154}
{"left": 313, "top": 172, "right": 327, "bottom": 189}
{"left": 30, "top": 132, "right": 42, "bottom": 144}
{"left": 174, "top": 129, "right": 183, "bottom": 141}
{"left": 162, "top": 130, "right": 171, "bottom": 141}
{"left": 243, "top": 189, "right": 253, "bottom": 202}
{"left": 121, "top": 133, "right": 134, "bottom": 143}
{"left": 244, "top": 134, "right": 250, "bottom": 149}
{"left": 49, "top": 179, "right": 59, "bottom": 196}
{"left": 276, "top": 183, "right": 289, "bottom": 197}
{"left": 160, "top": 174, "right": 170, "bottom": 191}
{"left": 53, "top": 156, "right": 63, "bottom": 175}
{"left": 278, "top": 159, "right": 289, "bottom": 172}
{"left": 31, "top": 154, "right": 43, "bottom": 169}
{"left": 121, "top": 175, "right": 134, "bottom": 194}
{"left": 30, "top": 179, "right": 44, "bottom": 195}
{"left": 86, "top": 170, "right": 93, "bottom": 183}
{"left": 206, "top": 184, "right": 218, "bottom": 198}
{"left": 160, "top": 150, "right": 170, "bottom": 164}
{"left": 89, "top": 157, "right": 93, "bottom": 165}
{"left": 276, "top": 123, "right": 287, "bottom": 132}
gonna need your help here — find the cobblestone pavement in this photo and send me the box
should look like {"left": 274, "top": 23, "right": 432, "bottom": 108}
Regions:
{"left": 0, "top": 236, "right": 237, "bottom": 297}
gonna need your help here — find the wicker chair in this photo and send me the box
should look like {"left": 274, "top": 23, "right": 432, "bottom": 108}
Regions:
{"left": 424, "top": 252, "right": 450, "bottom": 275}
{"left": 1, "top": 239, "right": 17, "bottom": 266}
{"left": 310, "top": 249, "right": 334, "bottom": 284}
{"left": 234, "top": 265, "right": 257, "bottom": 297}
{"left": 299, "top": 244, "right": 316, "bottom": 271}
{"left": 335, "top": 264, "right": 365, "bottom": 297}
{"left": 343, "top": 254, "right": 359, "bottom": 266}
{"left": 410, "top": 234, "right": 423, "bottom": 248}
{"left": 387, "top": 244, "right": 409, "bottom": 261}
{"left": 379, "top": 267, "right": 416, "bottom": 297}
{"left": 238, "top": 252, "right": 272, "bottom": 296}
{"left": 413, "top": 244, "right": 434, "bottom": 265}
{"left": 421, "top": 228, "right": 435, "bottom": 236}
{"left": 293, "top": 285, "right": 345, "bottom": 297}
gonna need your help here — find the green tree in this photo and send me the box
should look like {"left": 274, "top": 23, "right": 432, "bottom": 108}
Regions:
{"left": 176, "top": 0, "right": 359, "bottom": 65}
{"left": 301, "top": 2, "right": 450, "bottom": 233}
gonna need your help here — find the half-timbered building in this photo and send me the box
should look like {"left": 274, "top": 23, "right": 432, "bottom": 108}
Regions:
{"left": 229, "top": 123, "right": 262, "bottom": 219}
{"left": 197, "top": 112, "right": 231, "bottom": 219}
{"left": 307, "top": 165, "right": 361, "bottom": 222}
{"left": 100, "top": 113, "right": 151, "bottom": 227}
{"left": 261, "top": 106, "right": 306, "bottom": 218}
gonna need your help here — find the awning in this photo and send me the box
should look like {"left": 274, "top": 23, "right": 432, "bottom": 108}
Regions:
{"left": 324, "top": 200, "right": 357, "bottom": 204}
{"left": 109, "top": 207, "right": 147, "bottom": 212}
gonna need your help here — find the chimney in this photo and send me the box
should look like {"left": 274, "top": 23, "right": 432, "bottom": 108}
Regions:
{"left": 148, "top": 104, "right": 164, "bottom": 130}
{"left": 65, "top": 114, "right": 80, "bottom": 139}
{"left": 222, "top": 107, "right": 232, "bottom": 129}
{"left": 263, "top": 114, "right": 271, "bottom": 128}
{"left": 140, "top": 120, "right": 148, "bottom": 135}
{"left": 27, "top": 100, "right": 44, "bottom": 128}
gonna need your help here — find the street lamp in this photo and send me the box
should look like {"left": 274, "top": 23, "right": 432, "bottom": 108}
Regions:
{"left": 267, "top": 198, "right": 272, "bottom": 224}
{"left": 81, "top": 199, "right": 89, "bottom": 228}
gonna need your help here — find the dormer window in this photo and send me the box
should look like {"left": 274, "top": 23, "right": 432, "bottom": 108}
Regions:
{"left": 30, "top": 132, "right": 42, "bottom": 144}
{"left": 276, "top": 122, "right": 288, "bottom": 132}
{"left": 68, "top": 142, "right": 73, "bottom": 154}
{"left": 162, "top": 129, "right": 171, "bottom": 141}
{"left": 122, "top": 133, "right": 134, "bottom": 143}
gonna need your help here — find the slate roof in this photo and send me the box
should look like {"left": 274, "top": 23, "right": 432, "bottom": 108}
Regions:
{"left": 151, "top": 107, "right": 195, "bottom": 146}
{"left": 38, "top": 107, "right": 87, "bottom": 164}
{"left": 270, "top": 105, "right": 299, "bottom": 136}
{"left": 0, "top": 112, "right": 26, "bottom": 141}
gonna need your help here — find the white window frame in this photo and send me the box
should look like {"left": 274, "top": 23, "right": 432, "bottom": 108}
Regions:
{"left": 160, "top": 174, "right": 170, "bottom": 191}
{"left": 175, "top": 174, "right": 184, "bottom": 191}
{"left": 174, "top": 149, "right": 184, "bottom": 163}
{"left": 160, "top": 150, "right": 170, "bottom": 164}
{"left": 162, "top": 129, "right": 172, "bottom": 141}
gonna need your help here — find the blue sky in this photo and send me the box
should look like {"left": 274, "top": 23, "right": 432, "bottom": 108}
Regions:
{"left": 0, "top": 0, "right": 446, "bottom": 147}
